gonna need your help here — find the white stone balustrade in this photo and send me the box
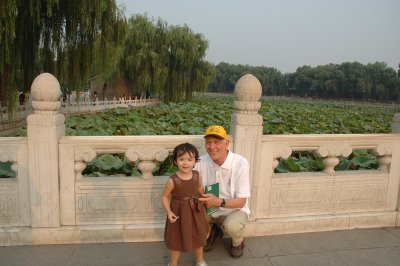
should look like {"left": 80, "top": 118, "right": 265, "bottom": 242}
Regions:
{"left": 60, "top": 97, "right": 160, "bottom": 115}
{"left": 0, "top": 73, "right": 399, "bottom": 246}
{"left": 0, "top": 94, "right": 160, "bottom": 125}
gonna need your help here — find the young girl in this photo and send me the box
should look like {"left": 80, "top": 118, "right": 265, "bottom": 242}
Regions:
{"left": 162, "top": 143, "right": 209, "bottom": 266}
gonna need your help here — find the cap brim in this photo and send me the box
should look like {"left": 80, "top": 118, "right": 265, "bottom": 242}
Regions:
{"left": 204, "top": 134, "right": 226, "bottom": 140}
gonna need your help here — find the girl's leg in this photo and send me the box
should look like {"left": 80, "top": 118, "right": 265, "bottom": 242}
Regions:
{"left": 194, "top": 247, "right": 205, "bottom": 263}
{"left": 169, "top": 250, "right": 180, "bottom": 266}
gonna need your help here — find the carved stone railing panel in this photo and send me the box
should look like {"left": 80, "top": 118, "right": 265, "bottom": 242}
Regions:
{"left": 125, "top": 146, "right": 169, "bottom": 179}
{"left": 75, "top": 177, "right": 166, "bottom": 225}
{"left": 59, "top": 135, "right": 205, "bottom": 226}
{"left": 315, "top": 144, "right": 352, "bottom": 174}
{"left": 269, "top": 171, "right": 389, "bottom": 217}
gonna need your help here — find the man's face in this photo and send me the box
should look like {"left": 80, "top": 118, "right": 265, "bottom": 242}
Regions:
{"left": 205, "top": 136, "right": 229, "bottom": 166}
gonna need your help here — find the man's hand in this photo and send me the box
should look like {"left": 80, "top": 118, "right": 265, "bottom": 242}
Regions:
{"left": 198, "top": 193, "right": 223, "bottom": 208}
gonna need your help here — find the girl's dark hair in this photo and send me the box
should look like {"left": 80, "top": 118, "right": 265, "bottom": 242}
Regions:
{"left": 172, "top": 143, "right": 200, "bottom": 163}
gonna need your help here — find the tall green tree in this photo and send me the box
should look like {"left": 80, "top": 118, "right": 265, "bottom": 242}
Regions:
{"left": 0, "top": 0, "right": 126, "bottom": 116}
{"left": 121, "top": 14, "right": 168, "bottom": 98}
{"left": 121, "top": 15, "right": 215, "bottom": 102}
{"left": 165, "top": 25, "right": 215, "bottom": 102}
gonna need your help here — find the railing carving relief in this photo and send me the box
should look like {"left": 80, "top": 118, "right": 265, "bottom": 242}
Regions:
{"left": 232, "top": 114, "right": 263, "bottom": 126}
{"left": 272, "top": 144, "right": 292, "bottom": 170}
{"left": 234, "top": 101, "right": 261, "bottom": 115}
{"left": 74, "top": 146, "right": 97, "bottom": 180}
{"left": 125, "top": 146, "right": 169, "bottom": 179}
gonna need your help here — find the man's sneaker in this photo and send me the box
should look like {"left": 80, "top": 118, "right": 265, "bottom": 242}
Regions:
{"left": 230, "top": 241, "right": 245, "bottom": 258}
{"left": 204, "top": 224, "right": 223, "bottom": 252}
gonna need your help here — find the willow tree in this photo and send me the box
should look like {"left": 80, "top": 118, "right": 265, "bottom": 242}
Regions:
{"left": 121, "top": 14, "right": 168, "bottom": 98}
{"left": 165, "top": 25, "right": 215, "bottom": 103}
{"left": 0, "top": 0, "right": 126, "bottom": 117}
{"left": 121, "top": 15, "right": 215, "bottom": 102}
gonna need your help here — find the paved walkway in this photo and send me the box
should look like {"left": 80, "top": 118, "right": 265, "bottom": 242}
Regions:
{"left": 1, "top": 227, "right": 400, "bottom": 266}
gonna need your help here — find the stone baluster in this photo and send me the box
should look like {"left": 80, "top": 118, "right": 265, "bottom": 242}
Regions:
{"left": 27, "top": 73, "right": 65, "bottom": 227}
{"left": 370, "top": 144, "right": 392, "bottom": 172}
{"left": 315, "top": 144, "right": 352, "bottom": 174}
{"left": 74, "top": 146, "right": 97, "bottom": 180}
{"left": 125, "top": 146, "right": 169, "bottom": 179}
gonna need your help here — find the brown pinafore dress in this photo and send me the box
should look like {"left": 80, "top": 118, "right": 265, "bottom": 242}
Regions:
{"left": 164, "top": 170, "right": 210, "bottom": 252}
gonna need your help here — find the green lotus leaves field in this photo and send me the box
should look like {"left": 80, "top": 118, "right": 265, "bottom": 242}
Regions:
{"left": 65, "top": 96, "right": 398, "bottom": 136}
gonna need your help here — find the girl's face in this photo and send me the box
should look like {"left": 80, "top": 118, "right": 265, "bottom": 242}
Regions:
{"left": 175, "top": 151, "right": 196, "bottom": 173}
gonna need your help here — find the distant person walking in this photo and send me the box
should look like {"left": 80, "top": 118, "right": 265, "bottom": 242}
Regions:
{"left": 92, "top": 91, "right": 98, "bottom": 103}
{"left": 19, "top": 92, "right": 25, "bottom": 106}
{"left": 162, "top": 143, "right": 210, "bottom": 266}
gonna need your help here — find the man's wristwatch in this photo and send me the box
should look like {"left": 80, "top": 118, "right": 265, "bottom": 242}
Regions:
{"left": 220, "top": 198, "right": 226, "bottom": 207}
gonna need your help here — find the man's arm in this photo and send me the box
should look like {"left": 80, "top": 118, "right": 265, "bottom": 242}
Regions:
{"left": 198, "top": 194, "right": 246, "bottom": 209}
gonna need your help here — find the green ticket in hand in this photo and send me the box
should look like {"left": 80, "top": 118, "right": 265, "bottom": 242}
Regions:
{"left": 205, "top": 182, "right": 219, "bottom": 215}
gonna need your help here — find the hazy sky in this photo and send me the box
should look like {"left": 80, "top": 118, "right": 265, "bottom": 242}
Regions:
{"left": 116, "top": 0, "right": 399, "bottom": 73}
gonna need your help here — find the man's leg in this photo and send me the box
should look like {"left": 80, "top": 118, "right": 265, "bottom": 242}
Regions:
{"left": 220, "top": 210, "right": 247, "bottom": 246}
{"left": 220, "top": 210, "right": 248, "bottom": 258}
{"left": 204, "top": 216, "right": 223, "bottom": 252}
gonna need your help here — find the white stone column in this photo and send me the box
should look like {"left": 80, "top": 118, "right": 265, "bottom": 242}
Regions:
{"left": 230, "top": 74, "right": 263, "bottom": 221}
{"left": 27, "top": 73, "right": 65, "bottom": 227}
{"left": 392, "top": 113, "right": 400, "bottom": 133}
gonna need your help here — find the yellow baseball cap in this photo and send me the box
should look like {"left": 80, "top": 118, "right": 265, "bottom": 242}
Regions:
{"left": 204, "top": 125, "right": 228, "bottom": 140}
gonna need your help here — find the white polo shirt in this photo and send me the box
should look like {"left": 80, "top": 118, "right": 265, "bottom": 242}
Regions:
{"left": 195, "top": 150, "right": 250, "bottom": 218}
